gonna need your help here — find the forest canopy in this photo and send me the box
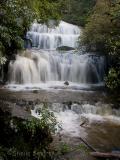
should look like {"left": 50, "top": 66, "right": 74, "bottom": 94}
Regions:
{"left": 61, "top": 0, "right": 96, "bottom": 26}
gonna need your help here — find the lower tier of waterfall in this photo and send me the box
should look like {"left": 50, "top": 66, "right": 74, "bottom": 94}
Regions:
{"left": 31, "top": 102, "right": 120, "bottom": 138}
{"left": 8, "top": 50, "right": 106, "bottom": 88}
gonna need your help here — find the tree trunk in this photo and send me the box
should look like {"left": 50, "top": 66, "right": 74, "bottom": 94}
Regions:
{"left": 91, "top": 152, "right": 120, "bottom": 158}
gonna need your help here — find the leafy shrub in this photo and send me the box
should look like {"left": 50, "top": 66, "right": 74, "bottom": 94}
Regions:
{"left": 0, "top": 104, "right": 57, "bottom": 160}
{"left": 105, "top": 68, "right": 120, "bottom": 91}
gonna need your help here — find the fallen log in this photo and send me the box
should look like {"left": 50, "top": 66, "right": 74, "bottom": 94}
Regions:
{"left": 78, "top": 137, "right": 96, "bottom": 152}
{"left": 91, "top": 152, "right": 120, "bottom": 159}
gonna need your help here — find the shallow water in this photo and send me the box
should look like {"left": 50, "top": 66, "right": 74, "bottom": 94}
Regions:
{"left": 0, "top": 85, "right": 120, "bottom": 153}
{"left": 31, "top": 101, "right": 120, "bottom": 152}
{"left": 5, "top": 81, "right": 104, "bottom": 91}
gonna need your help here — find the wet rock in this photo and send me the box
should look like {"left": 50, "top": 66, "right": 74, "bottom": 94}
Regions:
{"left": 57, "top": 46, "right": 75, "bottom": 51}
{"left": 51, "top": 103, "right": 64, "bottom": 112}
{"left": 64, "top": 81, "right": 69, "bottom": 86}
{"left": 0, "top": 100, "right": 31, "bottom": 120}
{"left": 71, "top": 103, "right": 82, "bottom": 114}
{"left": 16, "top": 100, "right": 26, "bottom": 106}
{"left": 33, "top": 90, "right": 39, "bottom": 94}
{"left": 0, "top": 80, "right": 5, "bottom": 85}
{"left": 8, "top": 54, "right": 16, "bottom": 61}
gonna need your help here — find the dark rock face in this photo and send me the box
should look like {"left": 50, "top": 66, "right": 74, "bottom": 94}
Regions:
{"left": 64, "top": 81, "right": 69, "bottom": 86}
{"left": 0, "top": 80, "right": 5, "bottom": 85}
{"left": 24, "top": 37, "right": 32, "bottom": 49}
{"left": 57, "top": 46, "right": 75, "bottom": 51}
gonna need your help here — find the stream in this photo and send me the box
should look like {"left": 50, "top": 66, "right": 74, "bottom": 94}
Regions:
{"left": 1, "top": 20, "right": 120, "bottom": 159}
{"left": 1, "top": 87, "right": 120, "bottom": 154}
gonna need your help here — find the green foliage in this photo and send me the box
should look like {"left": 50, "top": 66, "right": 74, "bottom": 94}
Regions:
{"left": 0, "top": 104, "right": 57, "bottom": 160}
{"left": 0, "top": 56, "right": 7, "bottom": 65}
{"left": 77, "top": 144, "right": 89, "bottom": 153}
{"left": 81, "top": 0, "right": 120, "bottom": 54}
{"left": 81, "top": 0, "right": 112, "bottom": 52}
{"left": 80, "top": 0, "right": 120, "bottom": 91}
{"left": 0, "top": 0, "right": 63, "bottom": 58}
{"left": 0, "top": 0, "right": 34, "bottom": 54}
{"left": 61, "top": 0, "right": 96, "bottom": 26}
{"left": 105, "top": 68, "right": 120, "bottom": 91}
{"left": 105, "top": 1, "right": 120, "bottom": 56}
{"left": 32, "top": 0, "right": 61, "bottom": 23}
{"left": 33, "top": 104, "right": 58, "bottom": 133}
{"left": 59, "top": 143, "right": 71, "bottom": 155}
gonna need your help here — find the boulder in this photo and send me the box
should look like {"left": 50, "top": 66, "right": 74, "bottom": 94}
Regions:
{"left": 57, "top": 46, "right": 75, "bottom": 51}
{"left": 64, "top": 81, "right": 69, "bottom": 86}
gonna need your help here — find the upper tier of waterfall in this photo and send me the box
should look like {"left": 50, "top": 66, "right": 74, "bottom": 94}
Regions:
{"left": 27, "top": 21, "right": 81, "bottom": 50}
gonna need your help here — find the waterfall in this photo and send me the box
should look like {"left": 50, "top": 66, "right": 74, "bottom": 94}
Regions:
{"left": 8, "top": 50, "right": 105, "bottom": 84}
{"left": 8, "top": 21, "right": 106, "bottom": 88}
{"left": 27, "top": 21, "right": 80, "bottom": 50}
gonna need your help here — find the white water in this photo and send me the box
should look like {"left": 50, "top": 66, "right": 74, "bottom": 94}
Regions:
{"left": 27, "top": 21, "right": 80, "bottom": 50}
{"left": 6, "top": 21, "right": 120, "bottom": 146}
{"left": 8, "top": 21, "right": 106, "bottom": 89}
{"left": 31, "top": 103, "right": 120, "bottom": 137}
{"left": 5, "top": 82, "right": 104, "bottom": 91}
{"left": 8, "top": 50, "right": 105, "bottom": 87}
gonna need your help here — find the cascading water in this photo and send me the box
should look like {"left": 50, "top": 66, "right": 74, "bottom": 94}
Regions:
{"left": 27, "top": 20, "right": 80, "bottom": 50}
{"left": 8, "top": 21, "right": 106, "bottom": 89}
{"left": 5, "top": 21, "right": 120, "bottom": 153}
{"left": 31, "top": 103, "right": 120, "bottom": 137}
{"left": 9, "top": 50, "right": 105, "bottom": 85}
